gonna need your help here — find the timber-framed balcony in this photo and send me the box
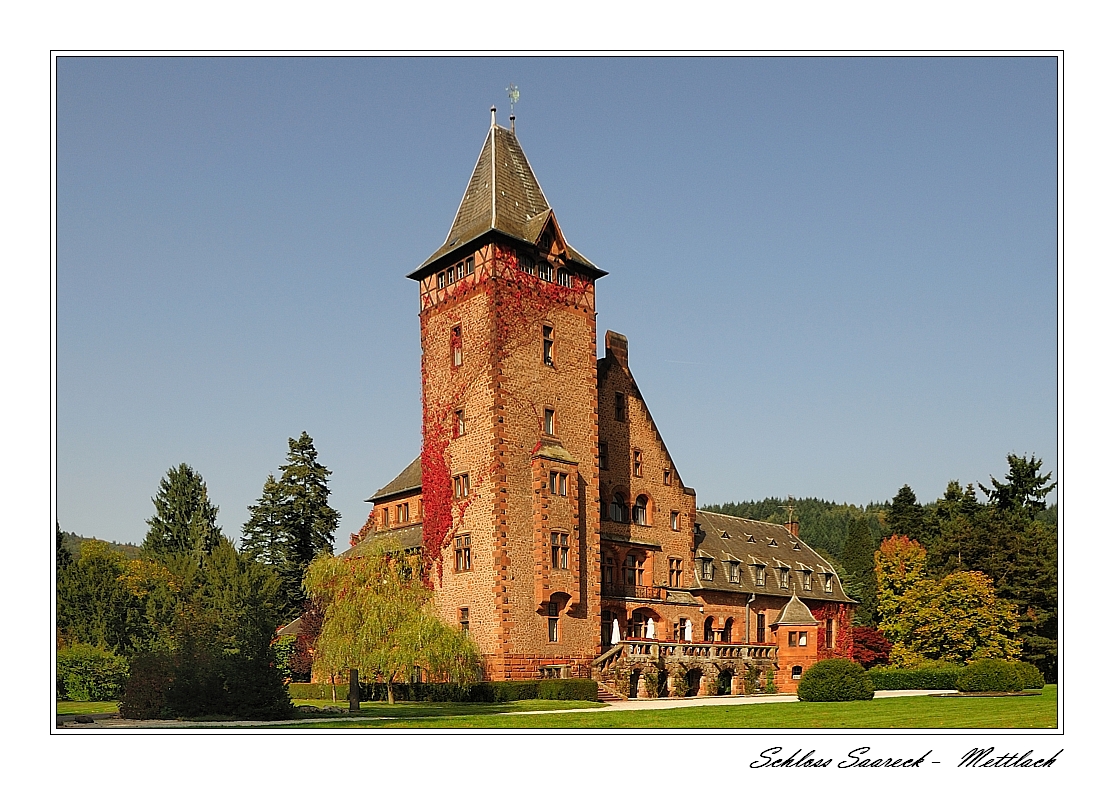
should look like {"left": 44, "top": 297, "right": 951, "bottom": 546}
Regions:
{"left": 601, "top": 582, "right": 667, "bottom": 601}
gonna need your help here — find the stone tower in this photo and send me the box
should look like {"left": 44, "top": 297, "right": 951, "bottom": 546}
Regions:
{"left": 406, "top": 110, "right": 608, "bottom": 679}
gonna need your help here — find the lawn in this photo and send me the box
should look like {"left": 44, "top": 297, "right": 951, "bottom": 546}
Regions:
{"left": 291, "top": 699, "right": 604, "bottom": 719}
{"left": 57, "top": 701, "right": 120, "bottom": 715}
{"left": 263, "top": 687, "right": 1057, "bottom": 730}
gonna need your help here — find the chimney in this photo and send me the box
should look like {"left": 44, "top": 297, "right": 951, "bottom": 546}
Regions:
{"left": 605, "top": 330, "right": 629, "bottom": 369}
{"left": 785, "top": 521, "right": 799, "bottom": 538}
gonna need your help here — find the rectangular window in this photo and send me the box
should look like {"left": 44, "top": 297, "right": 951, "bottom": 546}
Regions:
{"left": 779, "top": 568, "right": 790, "bottom": 589}
{"left": 437, "top": 271, "right": 446, "bottom": 289}
{"left": 542, "top": 325, "right": 554, "bottom": 366}
{"left": 454, "top": 533, "right": 472, "bottom": 572}
{"left": 633, "top": 449, "right": 643, "bottom": 477}
{"left": 788, "top": 631, "right": 798, "bottom": 647}
{"left": 615, "top": 392, "right": 626, "bottom": 421}
{"left": 400, "top": 503, "right": 409, "bottom": 523}
{"left": 700, "top": 559, "right": 713, "bottom": 580}
{"left": 669, "top": 558, "right": 683, "bottom": 588}
{"left": 603, "top": 555, "right": 614, "bottom": 586}
{"left": 599, "top": 442, "right": 609, "bottom": 471}
{"left": 381, "top": 507, "right": 389, "bottom": 526}
{"left": 465, "top": 255, "right": 474, "bottom": 275}
{"left": 663, "top": 467, "right": 672, "bottom": 486}
{"left": 544, "top": 408, "right": 555, "bottom": 436}
{"left": 453, "top": 409, "right": 465, "bottom": 438}
{"left": 803, "top": 571, "right": 812, "bottom": 591}
{"left": 548, "top": 471, "right": 567, "bottom": 496}
{"left": 550, "top": 532, "right": 569, "bottom": 570}
{"left": 453, "top": 473, "right": 470, "bottom": 499}
{"left": 625, "top": 554, "right": 644, "bottom": 586}
{"left": 755, "top": 565, "right": 766, "bottom": 587}
{"left": 825, "top": 619, "right": 834, "bottom": 649}
{"left": 556, "top": 268, "right": 571, "bottom": 287}
{"left": 756, "top": 613, "right": 766, "bottom": 643}
{"left": 798, "top": 631, "right": 808, "bottom": 647}
{"left": 824, "top": 573, "right": 833, "bottom": 593}
{"left": 459, "top": 607, "right": 469, "bottom": 634}
{"left": 670, "top": 511, "right": 679, "bottom": 531}
{"left": 729, "top": 562, "right": 740, "bottom": 583}
{"left": 547, "top": 601, "right": 559, "bottom": 642}
{"left": 455, "top": 261, "right": 465, "bottom": 281}
{"left": 450, "top": 325, "right": 463, "bottom": 367}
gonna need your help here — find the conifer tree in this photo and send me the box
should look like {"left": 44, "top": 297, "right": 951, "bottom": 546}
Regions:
{"left": 979, "top": 453, "right": 1056, "bottom": 515}
{"left": 240, "top": 474, "right": 289, "bottom": 567}
{"left": 885, "top": 484, "right": 934, "bottom": 545}
{"left": 279, "top": 432, "right": 340, "bottom": 562}
{"left": 142, "top": 464, "right": 221, "bottom": 558}
{"left": 841, "top": 515, "right": 877, "bottom": 625}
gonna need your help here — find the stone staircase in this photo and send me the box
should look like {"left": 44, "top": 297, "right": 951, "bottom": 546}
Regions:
{"left": 596, "top": 682, "right": 627, "bottom": 703}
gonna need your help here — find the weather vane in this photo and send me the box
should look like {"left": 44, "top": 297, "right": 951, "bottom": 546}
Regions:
{"left": 780, "top": 496, "right": 797, "bottom": 526}
{"left": 506, "top": 83, "right": 520, "bottom": 116}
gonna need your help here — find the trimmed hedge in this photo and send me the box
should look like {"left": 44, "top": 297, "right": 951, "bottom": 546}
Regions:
{"left": 866, "top": 662, "right": 963, "bottom": 691}
{"left": 957, "top": 659, "right": 1024, "bottom": 693}
{"left": 288, "top": 679, "right": 600, "bottom": 703}
{"left": 797, "top": 659, "right": 874, "bottom": 702}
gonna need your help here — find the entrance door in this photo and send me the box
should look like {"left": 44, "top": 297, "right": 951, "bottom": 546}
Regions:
{"left": 630, "top": 669, "right": 642, "bottom": 699}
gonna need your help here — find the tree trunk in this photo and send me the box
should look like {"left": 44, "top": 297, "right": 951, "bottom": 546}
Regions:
{"left": 349, "top": 668, "right": 360, "bottom": 713}
{"left": 387, "top": 680, "right": 395, "bottom": 705}
{"left": 331, "top": 674, "right": 336, "bottom": 703}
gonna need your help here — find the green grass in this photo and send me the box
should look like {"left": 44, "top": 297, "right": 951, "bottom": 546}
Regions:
{"left": 291, "top": 699, "right": 603, "bottom": 719}
{"left": 265, "top": 687, "right": 1057, "bottom": 730}
{"left": 56, "top": 701, "right": 119, "bottom": 715}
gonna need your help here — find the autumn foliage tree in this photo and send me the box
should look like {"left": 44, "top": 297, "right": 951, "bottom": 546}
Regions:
{"left": 303, "top": 539, "right": 480, "bottom": 703}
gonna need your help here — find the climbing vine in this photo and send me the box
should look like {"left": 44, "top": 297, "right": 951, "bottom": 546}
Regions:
{"left": 417, "top": 243, "right": 593, "bottom": 583}
{"left": 814, "top": 602, "right": 854, "bottom": 660}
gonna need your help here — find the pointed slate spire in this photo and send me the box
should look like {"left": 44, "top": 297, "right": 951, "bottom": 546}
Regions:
{"left": 409, "top": 117, "right": 603, "bottom": 280}
{"left": 772, "top": 593, "right": 820, "bottom": 626}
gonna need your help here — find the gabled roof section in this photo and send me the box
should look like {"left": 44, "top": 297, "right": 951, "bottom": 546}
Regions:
{"left": 772, "top": 594, "right": 820, "bottom": 626}
{"left": 409, "top": 121, "right": 603, "bottom": 280}
{"left": 366, "top": 456, "right": 422, "bottom": 503}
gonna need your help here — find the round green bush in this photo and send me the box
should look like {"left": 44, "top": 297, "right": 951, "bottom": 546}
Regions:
{"left": 957, "top": 659, "right": 1024, "bottom": 693}
{"left": 57, "top": 643, "right": 129, "bottom": 701}
{"left": 1011, "top": 661, "right": 1045, "bottom": 691}
{"left": 797, "top": 658, "right": 875, "bottom": 702}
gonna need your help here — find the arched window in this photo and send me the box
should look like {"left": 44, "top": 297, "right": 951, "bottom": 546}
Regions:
{"left": 632, "top": 495, "right": 649, "bottom": 525}
{"left": 610, "top": 492, "right": 628, "bottom": 523}
{"left": 704, "top": 617, "right": 715, "bottom": 642}
{"left": 722, "top": 618, "right": 734, "bottom": 643}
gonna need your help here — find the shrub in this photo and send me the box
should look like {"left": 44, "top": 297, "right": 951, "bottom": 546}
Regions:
{"left": 797, "top": 658, "right": 874, "bottom": 702}
{"left": 57, "top": 643, "right": 130, "bottom": 701}
{"left": 537, "top": 679, "right": 598, "bottom": 701}
{"left": 957, "top": 659, "right": 1024, "bottom": 693}
{"left": 1013, "top": 661, "right": 1045, "bottom": 690}
{"left": 119, "top": 652, "right": 174, "bottom": 719}
{"left": 867, "top": 661, "right": 962, "bottom": 691}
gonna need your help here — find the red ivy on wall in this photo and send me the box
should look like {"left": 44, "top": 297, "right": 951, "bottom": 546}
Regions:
{"left": 813, "top": 602, "right": 854, "bottom": 660}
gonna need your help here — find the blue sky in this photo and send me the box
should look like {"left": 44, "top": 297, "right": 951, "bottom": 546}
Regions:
{"left": 56, "top": 56, "right": 1057, "bottom": 546}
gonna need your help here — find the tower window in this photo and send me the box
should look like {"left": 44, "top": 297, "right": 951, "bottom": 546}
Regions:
{"left": 450, "top": 325, "right": 463, "bottom": 367}
{"left": 537, "top": 260, "right": 553, "bottom": 282}
{"left": 609, "top": 492, "right": 628, "bottom": 523}
{"left": 446, "top": 265, "right": 456, "bottom": 285}
{"left": 437, "top": 272, "right": 446, "bottom": 289}
{"left": 669, "top": 558, "right": 683, "bottom": 587}
{"left": 542, "top": 325, "right": 554, "bottom": 366}
{"left": 454, "top": 533, "right": 472, "bottom": 572}
{"left": 633, "top": 494, "right": 649, "bottom": 525}
{"left": 624, "top": 554, "right": 645, "bottom": 586}
{"left": 825, "top": 618, "right": 834, "bottom": 649}
{"left": 556, "top": 268, "right": 571, "bottom": 287}
{"left": 599, "top": 442, "right": 609, "bottom": 471}
{"left": 459, "top": 607, "right": 469, "bottom": 634}
{"left": 670, "top": 511, "right": 679, "bottom": 531}
{"left": 465, "top": 255, "right": 474, "bottom": 275}
{"left": 453, "top": 474, "right": 470, "bottom": 499}
{"left": 663, "top": 467, "right": 672, "bottom": 486}
{"left": 549, "top": 471, "right": 568, "bottom": 496}
{"left": 550, "top": 532, "right": 569, "bottom": 569}
{"left": 544, "top": 408, "right": 555, "bottom": 435}
{"left": 453, "top": 409, "right": 465, "bottom": 438}
{"left": 633, "top": 450, "right": 643, "bottom": 477}
{"left": 518, "top": 255, "right": 534, "bottom": 275}
{"left": 547, "top": 601, "right": 559, "bottom": 642}
{"left": 615, "top": 392, "right": 626, "bottom": 421}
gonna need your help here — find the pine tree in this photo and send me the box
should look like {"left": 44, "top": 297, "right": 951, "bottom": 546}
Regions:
{"left": 841, "top": 515, "right": 877, "bottom": 625}
{"left": 979, "top": 453, "right": 1056, "bottom": 515}
{"left": 885, "top": 484, "right": 933, "bottom": 545}
{"left": 279, "top": 432, "right": 340, "bottom": 559}
{"left": 142, "top": 464, "right": 221, "bottom": 558}
{"left": 241, "top": 474, "right": 289, "bottom": 567}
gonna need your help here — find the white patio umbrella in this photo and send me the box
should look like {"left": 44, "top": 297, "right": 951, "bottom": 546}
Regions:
{"left": 646, "top": 617, "right": 656, "bottom": 639}
{"left": 684, "top": 618, "right": 693, "bottom": 642}
{"left": 611, "top": 617, "right": 621, "bottom": 645}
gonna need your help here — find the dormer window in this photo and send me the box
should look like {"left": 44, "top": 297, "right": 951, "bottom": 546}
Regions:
{"left": 754, "top": 565, "right": 766, "bottom": 587}
{"left": 778, "top": 568, "right": 790, "bottom": 589}
{"left": 824, "top": 573, "right": 833, "bottom": 593}
{"left": 802, "top": 570, "right": 813, "bottom": 591}
{"left": 700, "top": 559, "right": 714, "bottom": 580}
{"left": 768, "top": 538, "right": 778, "bottom": 547}
{"left": 728, "top": 561, "right": 740, "bottom": 583}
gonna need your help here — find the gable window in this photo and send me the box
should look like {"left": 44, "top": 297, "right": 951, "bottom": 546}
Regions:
{"left": 542, "top": 325, "right": 554, "bottom": 366}
{"left": 453, "top": 473, "right": 470, "bottom": 499}
{"left": 624, "top": 554, "right": 644, "bottom": 586}
{"left": 728, "top": 561, "right": 740, "bottom": 584}
{"left": 549, "top": 471, "right": 568, "bottom": 496}
{"left": 544, "top": 408, "right": 555, "bottom": 436}
{"left": 663, "top": 467, "right": 672, "bottom": 486}
{"left": 633, "top": 495, "right": 649, "bottom": 525}
{"left": 537, "top": 260, "right": 553, "bottom": 282}
{"left": 778, "top": 568, "right": 790, "bottom": 589}
{"left": 550, "top": 532, "right": 569, "bottom": 569}
{"left": 599, "top": 441, "right": 609, "bottom": 471}
{"left": 756, "top": 612, "right": 766, "bottom": 643}
{"left": 546, "top": 601, "right": 559, "bottom": 642}
{"left": 556, "top": 268, "right": 571, "bottom": 287}
{"left": 700, "top": 559, "right": 714, "bottom": 581}
{"left": 453, "top": 409, "right": 465, "bottom": 438}
{"left": 615, "top": 392, "right": 626, "bottom": 422}
{"left": 633, "top": 450, "right": 643, "bottom": 477}
{"left": 610, "top": 493, "right": 628, "bottom": 523}
{"left": 669, "top": 558, "right": 683, "bottom": 587}
{"left": 754, "top": 565, "right": 767, "bottom": 587}
{"left": 454, "top": 533, "right": 472, "bottom": 572}
{"left": 459, "top": 607, "right": 469, "bottom": 634}
{"left": 670, "top": 511, "right": 679, "bottom": 531}
{"left": 824, "top": 573, "right": 833, "bottom": 594}
{"left": 450, "top": 324, "right": 463, "bottom": 367}
{"left": 802, "top": 571, "right": 812, "bottom": 591}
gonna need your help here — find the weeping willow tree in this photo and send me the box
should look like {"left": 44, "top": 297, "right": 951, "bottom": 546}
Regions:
{"left": 303, "top": 539, "right": 480, "bottom": 703}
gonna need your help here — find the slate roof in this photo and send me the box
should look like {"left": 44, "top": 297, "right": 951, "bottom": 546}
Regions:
{"left": 343, "top": 523, "right": 424, "bottom": 559}
{"left": 366, "top": 456, "right": 422, "bottom": 503}
{"left": 409, "top": 121, "right": 604, "bottom": 280}
{"left": 772, "top": 594, "right": 820, "bottom": 626}
{"left": 690, "top": 510, "right": 854, "bottom": 604}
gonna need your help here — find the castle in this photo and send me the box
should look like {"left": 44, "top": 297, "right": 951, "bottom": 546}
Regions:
{"left": 354, "top": 108, "right": 854, "bottom": 696}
